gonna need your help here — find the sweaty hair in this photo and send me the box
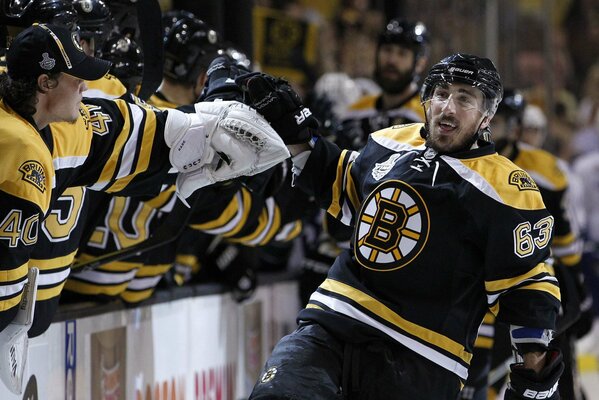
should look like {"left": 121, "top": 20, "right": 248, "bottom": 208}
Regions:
{"left": 0, "top": 72, "right": 60, "bottom": 117}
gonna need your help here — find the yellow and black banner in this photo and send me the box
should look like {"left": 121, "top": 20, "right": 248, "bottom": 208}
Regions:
{"left": 253, "top": 6, "right": 318, "bottom": 85}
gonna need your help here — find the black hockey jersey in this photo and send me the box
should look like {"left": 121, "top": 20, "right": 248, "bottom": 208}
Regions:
{"left": 296, "top": 123, "right": 561, "bottom": 380}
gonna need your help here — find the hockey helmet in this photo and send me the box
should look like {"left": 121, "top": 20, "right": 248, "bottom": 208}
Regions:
{"left": 421, "top": 53, "right": 503, "bottom": 116}
{"left": 496, "top": 88, "right": 526, "bottom": 122}
{"left": 163, "top": 13, "right": 221, "bottom": 84}
{"left": 73, "top": 0, "right": 113, "bottom": 53}
{"left": 100, "top": 33, "right": 143, "bottom": 91}
{"left": 378, "top": 18, "right": 429, "bottom": 58}
{"left": 0, "top": 0, "right": 77, "bottom": 29}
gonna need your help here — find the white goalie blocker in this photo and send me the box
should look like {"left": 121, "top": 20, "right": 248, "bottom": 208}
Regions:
{"left": 164, "top": 101, "right": 290, "bottom": 201}
{"left": 0, "top": 267, "right": 38, "bottom": 395}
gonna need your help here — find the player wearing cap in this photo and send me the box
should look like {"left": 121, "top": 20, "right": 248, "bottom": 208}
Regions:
{"left": 0, "top": 22, "right": 287, "bottom": 358}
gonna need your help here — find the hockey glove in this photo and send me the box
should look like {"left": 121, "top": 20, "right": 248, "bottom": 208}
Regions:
{"left": 207, "top": 239, "right": 257, "bottom": 303}
{"left": 505, "top": 348, "right": 564, "bottom": 400}
{"left": 236, "top": 72, "right": 319, "bottom": 144}
{"left": 164, "top": 101, "right": 290, "bottom": 200}
{"left": 199, "top": 55, "right": 251, "bottom": 102}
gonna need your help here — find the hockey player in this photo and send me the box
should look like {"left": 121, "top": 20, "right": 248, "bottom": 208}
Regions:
{"left": 237, "top": 54, "right": 564, "bottom": 399}
{"left": 299, "top": 18, "right": 431, "bottom": 306}
{"left": 461, "top": 90, "right": 588, "bottom": 400}
{"left": 149, "top": 10, "right": 221, "bottom": 109}
{"left": 337, "top": 18, "right": 429, "bottom": 151}
{"left": 0, "top": 22, "right": 288, "bottom": 336}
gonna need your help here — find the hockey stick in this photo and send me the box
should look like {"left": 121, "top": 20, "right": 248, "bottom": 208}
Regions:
{"left": 0, "top": 267, "right": 39, "bottom": 395}
{"left": 72, "top": 192, "right": 200, "bottom": 271}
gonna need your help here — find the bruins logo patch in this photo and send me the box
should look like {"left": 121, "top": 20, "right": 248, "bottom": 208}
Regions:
{"left": 19, "top": 161, "right": 46, "bottom": 193}
{"left": 260, "top": 366, "right": 277, "bottom": 383}
{"left": 354, "top": 180, "right": 429, "bottom": 271}
{"left": 509, "top": 170, "right": 539, "bottom": 191}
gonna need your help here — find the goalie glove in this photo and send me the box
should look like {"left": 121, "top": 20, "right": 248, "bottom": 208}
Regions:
{"left": 165, "top": 101, "right": 290, "bottom": 200}
{"left": 505, "top": 348, "right": 564, "bottom": 400}
{"left": 0, "top": 268, "right": 38, "bottom": 395}
{"left": 236, "top": 72, "right": 320, "bottom": 144}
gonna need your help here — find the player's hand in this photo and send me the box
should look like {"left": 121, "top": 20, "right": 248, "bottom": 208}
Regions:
{"left": 235, "top": 72, "right": 319, "bottom": 144}
{"left": 505, "top": 348, "right": 563, "bottom": 399}
{"left": 199, "top": 55, "right": 250, "bottom": 102}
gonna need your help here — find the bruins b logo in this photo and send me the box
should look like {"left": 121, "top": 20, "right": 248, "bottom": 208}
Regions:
{"left": 354, "top": 180, "right": 429, "bottom": 271}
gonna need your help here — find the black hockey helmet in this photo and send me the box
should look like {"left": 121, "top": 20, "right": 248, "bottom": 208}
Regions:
{"left": 421, "top": 53, "right": 503, "bottom": 116}
{"left": 161, "top": 9, "right": 196, "bottom": 37}
{"left": 0, "top": 0, "right": 77, "bottom": 29}
{"left": 496, "top": 88, "right": 526, "bottom": 122}
{"left": 378, "top": 18, "right": 429, "bottom": 58}
{"left": 163, "top": 13, "right": 221, "bottom": 84}
{"left": 100, "top": 33, "right": 143, "bottom": 91}
{"left": 73, "top": 0, "right": 113, "bottom": 54}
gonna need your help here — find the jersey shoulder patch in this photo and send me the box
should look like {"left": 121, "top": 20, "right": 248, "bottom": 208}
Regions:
{"left": 456, "top": 153, "right": 546, "bottom": 210}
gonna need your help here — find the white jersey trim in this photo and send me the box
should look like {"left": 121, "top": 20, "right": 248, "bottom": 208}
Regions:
{"left": 310, "top": 291, "right": 469, "bottom": 379}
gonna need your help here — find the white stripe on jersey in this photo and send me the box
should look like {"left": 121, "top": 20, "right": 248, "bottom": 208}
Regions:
{"left": 0, "top": 280, "right": 27, "bottom": 298}
{"left": 202, "top": 192, "right": 245, "bottom": 235}
{"left": 36, "top": 267, "right": 70, "bottom": 286}
{"left": 127, "top": 275, "right": 162, "bottom": 291}
{"left": 116, "top": 104, "right": 144, "bottom": 180}
{"left": 71, "top": 268, "right": 138, "bottom": 285}
{"left": 53, "top": 155, "right": 87, "bottom": 171}
{"left": 441, "top": 156, "right": 504, "bottom": 204}
{"left": 310, "top": 290, "right": 469, "bottom": 379}
{"left": 246, "top": 197, "right": 276, "bottom": 246}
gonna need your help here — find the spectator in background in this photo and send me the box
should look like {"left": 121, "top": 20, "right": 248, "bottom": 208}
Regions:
{"left": 572, "top": 63, "right": 599, "bottom": 158}
{"left": 520, "top": 104, "right": 548, "bottom": 148}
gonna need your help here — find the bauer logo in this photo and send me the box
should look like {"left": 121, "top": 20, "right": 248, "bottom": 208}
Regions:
{"left": 19, "top": 161, "right": 46, "bottom": 193}
{"left": 448, "top": 66, "right": 475, "bottom": 75}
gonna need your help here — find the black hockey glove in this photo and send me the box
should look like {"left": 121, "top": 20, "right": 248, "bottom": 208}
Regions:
{"left": 199, "top": 55, "right": 251, "bottom": 102}
{"left": 505, "top": 348, "right": 564, "bottom": 400}
{"left": 235, "top": 72, "right": 319, "bottom": 144}
{"left": 208, "top": 240, "right": 257, "bottom": 303}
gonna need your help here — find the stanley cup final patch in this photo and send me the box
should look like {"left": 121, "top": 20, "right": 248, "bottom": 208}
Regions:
{"left": 19, "top": 160, "right": 46, "bottom": 193}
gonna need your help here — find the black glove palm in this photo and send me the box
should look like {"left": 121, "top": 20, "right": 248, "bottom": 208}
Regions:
{"left": 236, "top": 72, "right": 319, "bottom": 144}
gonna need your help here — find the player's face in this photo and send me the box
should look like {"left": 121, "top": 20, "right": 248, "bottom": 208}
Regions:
{"left": 425, "top": 82, "right": 489, "bottom": 153}
{"left": 47, "top": 73, "right": 87, "bottom": 124}
{"left": 375, "top": 43, "right": 415, "bottom": 94}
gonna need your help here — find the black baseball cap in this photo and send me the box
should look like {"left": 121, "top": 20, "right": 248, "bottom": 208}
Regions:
{"left": 6, "top": 23, "right": 111, "bottom": 81}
